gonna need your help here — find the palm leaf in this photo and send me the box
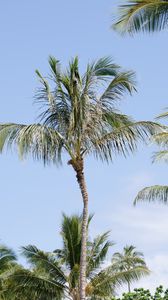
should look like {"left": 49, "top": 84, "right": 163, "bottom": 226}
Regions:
{"left": 89, "top": 121, "right": 161, "bottom": 161}
{"left": 113, "top": 0, "right": 168, "bottom": 34}
{"left": 9, "top": 268, "right": 64, "bottom": 300}
{"left": 0, "top": 123, "right": 65, "bottom": 165}
{"left": 87, "top": 231, "right": 114, "bottom": 277}
{"left": 134, "top": 185, "right": 168, "bottom": 204}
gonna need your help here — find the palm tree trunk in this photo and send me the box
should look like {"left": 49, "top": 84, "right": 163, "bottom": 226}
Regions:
{"left": 68, "top": 158, "right": 88, "bottom": 300}
{"left": 128, "top": 280, "right": 131, "bottom": 293}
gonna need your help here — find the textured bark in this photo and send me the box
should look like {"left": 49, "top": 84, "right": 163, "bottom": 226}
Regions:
{"left": 68, "top": 158, "right": 88, "bottom": 300}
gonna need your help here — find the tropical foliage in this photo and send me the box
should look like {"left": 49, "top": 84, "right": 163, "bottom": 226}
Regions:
{"left": 111, "top": 245, "right": 149, "bottom": 292}
{"left": 112, "top": 286, "right": 168, "bottom": 300}
{"left": 135, "top": 111, "right": 168, "bottom": 204}
{"left": 6, "top": 214, "right": 150, "bottom": 300}
{"left": 113, "top": 0, "right": 168, "bottom": 34}
{"left": 0, "top": 245, "right": 17, "bottom": 299}
{"left": 0, "top": 56, "right": 160, "bottom": 300}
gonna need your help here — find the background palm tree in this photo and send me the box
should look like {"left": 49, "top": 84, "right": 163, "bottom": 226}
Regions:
{"left": 0, "top": 245, "right": 16, "bottom": 299}
{"left": 113, "top": 0, "right": 168, "bottom": 34}
{"left": 111, "top": 245, "right": 149, "bottom": 292}
{"left": 135, "top": 111, "right": 168, "bottom": 204}
{"left": 0, "top": 56, "right": 160, "bottom": 300}
{"left": 8, "top": 214, "right": 149, "bottom": 300}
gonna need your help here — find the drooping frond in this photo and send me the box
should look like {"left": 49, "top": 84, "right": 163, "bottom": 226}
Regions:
{"left": 0, "top": 123, "right": 65, "bottom": 165}
{"left": 21, "top": 245, "right": 67, "bottom": 285}
{"left": 113, "top": 0, "right": 168, "bottom": 34}
{"left": 9, "top": 268, "right": 64, "bottom": 300}
{"left": 152, "top": 150, "right": 168, "bottom": 162}
{"left": 0, "top": 245, "right": 16, "bottom": 274}
{"left": 134, "top": 185, "right": 168, "bottom": 204}
{"left": 99, "top": 71, "right": 136, "bottom": 105}
{"left": 89, "top": 121, "right": 161, "bottom": 161}
{"left": 88, "top": 265, "right": 149, "bottom": 297}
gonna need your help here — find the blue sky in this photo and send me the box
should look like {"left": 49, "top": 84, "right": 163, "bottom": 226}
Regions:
{"left": 1, "top": 0, "right": 168, "bottom": 291}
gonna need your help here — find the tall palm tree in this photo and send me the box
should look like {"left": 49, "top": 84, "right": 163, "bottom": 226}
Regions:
{"left": 111, "top": 245, "right": 149, "bottom": 292}
{"left": 0, "top": 56, "right": 160, "bottom": 300}
{"left": 8, "top": 214, "right": 149, "bottom": 300}
{"left": 135, "top": 111, "right": 168, "bottom": 204}
{"left": 113, "top": 0, "right": 168, "bottom": 34}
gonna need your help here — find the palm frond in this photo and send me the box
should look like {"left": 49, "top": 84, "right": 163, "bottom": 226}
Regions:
{"left": 152, "top": 150, "right": 168, "bottom": 162}
{"left": 88, "top": 265, "right": 149, "bottom": 297}
{"left": 156, "top": 109, "right": 168, "bottom": 120}
{"left": 89, "top": 121, "right": 161, "bottom": 161}
{"left": 99, "top": 71, "right": 136, "bottom": 104}
{"left": 9, "top": 268, "right": 64, "bottom": 300}
{"left": 21, "top": 245, "right": 67, "bottom": 284}
{"left": 0, "top": 123, "right": 65, "bottom": 165}
{"left": 0, "top": 245, "right": 16, "bottom": 274}
{"left": 134, "top": 185, "right": 168, "bottom": 204}
{"left": 113, "top": 0, "right": 168, "bottom": 34}
{"left": 87, "top": 231, "right": 113, "bottom": 277}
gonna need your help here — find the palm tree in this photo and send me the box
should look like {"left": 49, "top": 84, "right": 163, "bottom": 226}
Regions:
{"left": 135, "top": 111, "right": 168, "bottom": 204}
{"left": 8, "top": 214, "right": 149, "bottom": 300}
{"left": 113, "top": 0, "right": 168, "bottom": 34}
{"left": 0, "top": 56, "right": 160, "bottom": 300}
{"left": 111, "top": 245, "right": 149, "bottom": 292}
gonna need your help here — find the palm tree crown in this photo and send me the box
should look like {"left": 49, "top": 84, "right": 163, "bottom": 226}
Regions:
{"left": 111, "top": 245, "right": 149, "bottom": 292}
{"left": 0, "top": 56, "right": 159, "bottom": 163}
{"left": 8, "top": 215, "right": 149, "bottom": 300}
{"left": 113, "top": 0, "right": 168, "bottom": 34}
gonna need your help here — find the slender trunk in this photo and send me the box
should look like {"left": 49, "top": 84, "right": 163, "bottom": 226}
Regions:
{"left": 68, "top": 158, "right": 88, "bottom": 300}
{"left": 128, "top": 280, "right": 131, "bottom": 293}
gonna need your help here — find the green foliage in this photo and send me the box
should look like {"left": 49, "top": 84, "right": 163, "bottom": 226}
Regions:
{"left": 134, "top": 111, "right": 168, "bottom": 204}
{"left": 6, "top": 214, "right": 149, "bottom": 300}
{"left": 111, "top": 246, "right": 150, "bottom": 292}
{"left": 112, "top": 286, "right": 168, "bottom": 300}
{"left": 0, "top": 56, "right": 161, "bottom": 166}
{"left": 113, "top": 0, "right": 168, "bottom": 34}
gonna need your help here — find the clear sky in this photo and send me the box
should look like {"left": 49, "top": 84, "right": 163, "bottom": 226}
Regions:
{"left": 1, "top": 0, "right": 168, "bottom": 292}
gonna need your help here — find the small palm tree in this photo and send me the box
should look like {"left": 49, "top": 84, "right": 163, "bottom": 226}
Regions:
{"left": 8, "top": 214, "right": 149, "bottom": 300}
{"left": 111, "top": 245, "right": 149, "bottom": 292}
{"left": 113, "top": 0, "right": 168, "bottom": 34}
{"left": 135, "top": 111, "right": 168, "bottom": 204}
{"left": 0, "top": 56, "right": 160, "bottom": 300}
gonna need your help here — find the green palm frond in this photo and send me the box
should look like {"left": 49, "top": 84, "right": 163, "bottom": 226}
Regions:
{"left": 9, "top": 268, "right": 64, "bottom": 300}
{"left": 0, "top": 123, "right": 65, "bottom": 165}
{"left": 152, "top": 150, "right": 168, "bottom": 162}
{"left": 134, "top": 185, "right": 168, "bottom": 204}
{"left": 0, "top": 245, "right": 16, "bottom": 274}
{"left": 88, "top": 265, "right": 149, "bottom": 297}
{"left": 90, "top": 121, "right": 161, "bottom": 161}
{"left": 56, "top": 214, "right": 82, "bottom": 269}
{"left": 21, "top": 245, "right": 67, "bottom": 284}
{"left": 87, "top": 231, "right": 113, "bottom": 277}
{"left": 99, "top": 71, "right": 136, "bottom": 104}
{"left": 55, "top": 214, "right": 93, "bottom": 270}
{"left": 113, "top": 0, "right": 168, "bottom": 34}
